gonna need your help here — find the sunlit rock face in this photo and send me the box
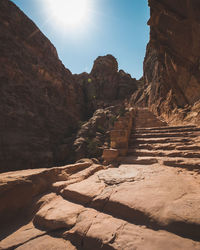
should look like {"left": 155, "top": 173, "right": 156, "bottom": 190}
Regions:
{"left": 0, "top": 0, "right": 84, "bottom": 172}
{"left": 141, "top": 0, "right": 200, "bottom": 123}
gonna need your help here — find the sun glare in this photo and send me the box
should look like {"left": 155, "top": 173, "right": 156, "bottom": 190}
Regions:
{"left": 46, "top": 0, "right": 90, "bottom": 28}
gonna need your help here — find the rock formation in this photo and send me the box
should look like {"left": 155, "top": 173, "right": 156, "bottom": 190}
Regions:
{"left": 132, "top": 0, "right": 200, "bottom": 125}
{"left": 0, "top": 1, "right": 138, "bottom": 172}
{"left": 0, "top": 0, "right": 86, "bottom": 172}
{"left": 1, "top": 110, "right": 200, "bottom": 249}
{"left": 1, "top": 0, "right": 200, "bottom": 248}
{"left": 74, "top": 55, "right": 138, "bottom": 117}
{"left": 73, "top": 106, "right": 124, "bottom": 161}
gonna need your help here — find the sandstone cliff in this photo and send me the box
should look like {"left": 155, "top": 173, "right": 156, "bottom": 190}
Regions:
{"left": 1, "top": 1, "right": 200, "bottom": 249}
{"left": 0, "top": 1, "right": 139, "bottom": 172}
{"left": 72, "top": 55, "right": 138, "bottom": 162}
{"left": 0, "top": 0, "right": 85, "bottom": 172}
{"left": 132, "top": 0, "right": 200, "bottom": 125}
{"left": 74, "top": 55, "right": 138, "bottom": 118}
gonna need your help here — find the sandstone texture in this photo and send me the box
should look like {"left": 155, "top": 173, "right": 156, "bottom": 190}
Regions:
{"left": 74, "top": 55, "right": 138, "bottom": 117}
{"left": 73, "top": 106, "right": 123, "bottom": 161}
{"left": 132, "top": 0, "right": 200, "bottom": 125}
{"left": 0, "top": 0, "right": 86, "bottom": 172}
{"left": 1, "top": 109, "right": 200, "bottom": 249}
{"left": 1, "top": 0, "right": 200, "bottom": 248}
{"left": 0, "top": 0, "right": 140, "bottom": 173}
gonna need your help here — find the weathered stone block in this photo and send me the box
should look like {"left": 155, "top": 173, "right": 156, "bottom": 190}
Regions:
{"left": 102, "top": 149, "right": 119, "bottom": 163}
{"left": 118, "top": 148, "right": 128, "bottom": 156}
{"left": 111, "top": 141, "right": 128, "bottom": 149}
{"left": 111, "top": 130, "right": 129, "bottom": 138}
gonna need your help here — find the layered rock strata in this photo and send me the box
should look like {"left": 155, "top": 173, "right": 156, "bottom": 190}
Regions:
{"left": 0, "top": 0, "right": 85, "bottom": 172}
{"left": 1, "top": 120, "right": 200, "bottom": 248}
{"left": 133, "top": 0, "right": 200, "bottom": 125}
{"left": 73, "top": 106, "right": 123, "bottom": 161}
{"left": 0, "top": 0, "right": 139, "bottom": 172}
{"left": 74, "top": 55, "right": 138, "bottom": 117}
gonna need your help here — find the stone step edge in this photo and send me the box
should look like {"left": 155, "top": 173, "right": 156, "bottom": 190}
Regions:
{"left": 51, "top": 164, "right": 105, "bottom": 193}
{"left": 131, "top": 133, "right": 198, "bottom": 139}
{"left": 119, "top": 156, "right": 200, "bottom": 170}
{"left": 132, "top": 128, "right": 200, "bottom": 134}
{"left": 129, "top": 138, "right": 192, "bottom": 144}
{"left": 128, "top": 145, "right": 200, "bottom": 151}
{"left": 128, "top": 149, "right": 200, "bottom": 158}
{"left": 135, "top": 125, "right": 196, "bottom": 131}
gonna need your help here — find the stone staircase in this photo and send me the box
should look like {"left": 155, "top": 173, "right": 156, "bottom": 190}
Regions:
{"left": 31, "top": 110, "right": 200, "bottom": 247}
{"left": 133, "top": 108, "right": 167, "bottom": 128}
{"left": 118, "top": 108, "right": 200, "bottom": 170}
{"left": 122, "top": 123, "right": 200, "bottom": 171}
{"left": 1, "top": 109, "right": 200, "bottom": 249}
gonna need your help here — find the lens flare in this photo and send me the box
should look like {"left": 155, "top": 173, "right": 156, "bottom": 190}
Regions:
{"left": 46, "top": 0, "right": 89, "bottom": 28}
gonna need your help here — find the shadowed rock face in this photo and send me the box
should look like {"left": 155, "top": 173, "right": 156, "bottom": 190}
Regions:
{"left": 0, "top": 1, "right": 139, "bottom": 172}
{"left": 74, "top": 55, "right": 138, "bottom": 117}
{"left": 134, "top": 0, "right": 200, "bottom": 123}
{"left": 0, "top": 0, "right": 84, "bottom": 172}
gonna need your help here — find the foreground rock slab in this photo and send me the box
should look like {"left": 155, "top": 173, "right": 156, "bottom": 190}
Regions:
{"left": 65, "top": 209, "right": 200, "bottom": 250}
{"left": 1, "top": 146, "right": 200, "bottom": 249}
{"left": 15, "top": 235, "right": 74, "bottom": 250}
{"left": 0, "top": 223, "right": 45, "bottom": 249}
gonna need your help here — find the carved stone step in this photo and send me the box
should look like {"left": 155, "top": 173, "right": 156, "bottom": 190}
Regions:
{"left": 129, "top": 143, "right": 200, "bottom": 151}
{"left": 118, "top": 156, "right": 158, "bottom": 165}
{"left": 129, "top": 137, "right": 191, "bottom": 144}
{"left": 135, "top": 125, "right": 196, "bottom": 132}
{"left": 128, "top": 149, "right": 200, "bottom": 159}
{"left": 131, "top": 132, "right": 198, "bottom": 139}
{"left": 134, "top": 109, "right": 167, "bottom": 128}
{"left": 133, "top": 127, "right": 200, "bottom": 134}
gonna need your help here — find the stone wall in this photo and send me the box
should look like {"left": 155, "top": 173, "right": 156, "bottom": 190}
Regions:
{"left": 103, "top": 108, "right": 135, "bottom": 164}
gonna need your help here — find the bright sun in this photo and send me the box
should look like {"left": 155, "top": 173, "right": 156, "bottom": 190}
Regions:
{"left": 46, "top": 0, "right": 89, "bottom": 28}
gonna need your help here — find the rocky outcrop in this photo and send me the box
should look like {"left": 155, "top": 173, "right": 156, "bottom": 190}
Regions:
{"left": 74, "top": 55, "right": 138, "bottom": 117}
{"left": 0, "top": 161, "right": 98, "bottom": 223}
{"left": 1, "top": 109, "right": 200, "bottom": 248}
{"left": 73, "top": 106, "right": 124, "bottom": 161}
{"left": 1, "top": 120, "right": 200, "bottom": 248}
{"left": 0, "top": 0, "right": 86, "bottom": 172}
{"left": 0, "top": 0, "right": 140, "bottom": 172}
{"left": 0, "top": 160, "right": 105, "bottom": 249}
{"left": 133, "top": 0, "right": 200, "bottom": 125}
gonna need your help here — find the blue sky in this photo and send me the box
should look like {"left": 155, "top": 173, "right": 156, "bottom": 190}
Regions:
{"left": 12, "top": 0, "right": 149, "bottom": 79}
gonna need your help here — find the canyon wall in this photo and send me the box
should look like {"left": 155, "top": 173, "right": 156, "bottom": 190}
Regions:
{"left": 135, "top": 0, "right": 200, "bottom": 124}
{"left": 0, "top": 1, "right": 138, "bottom": 172}
{"left": 0, "top": 0, "right": 85, "bottom": 172}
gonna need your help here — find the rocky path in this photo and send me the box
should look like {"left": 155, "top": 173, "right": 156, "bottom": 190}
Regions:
{"left": 123, "top": 125, "right": 200, "bottom": 171}
{"left": 1, "top": 110, "right": 200, "bottom": 249}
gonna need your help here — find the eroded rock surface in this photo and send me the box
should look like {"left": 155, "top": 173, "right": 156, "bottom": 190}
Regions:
{"left": 73, "top": 106, "right": 125, "bottom": 161}
{"left": 0, "top": 0, "right": 140, "bottom": 172}
{"left": 1, "top": 115, "right": 200, "bottom": 249}
{"left": 1, "top": 164, "right": 200, "bottom": 249}
{"left": 132, "top": 0, "right": 200, "bottom": 125}
{"left": 0, "top": 0, "right": 85, "bottom": 172}
{"left": 74, "top": 55, "right": 138, "bottom": 117}
{"left": 0, "top": 161, "right": 97, "bottom": 223}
